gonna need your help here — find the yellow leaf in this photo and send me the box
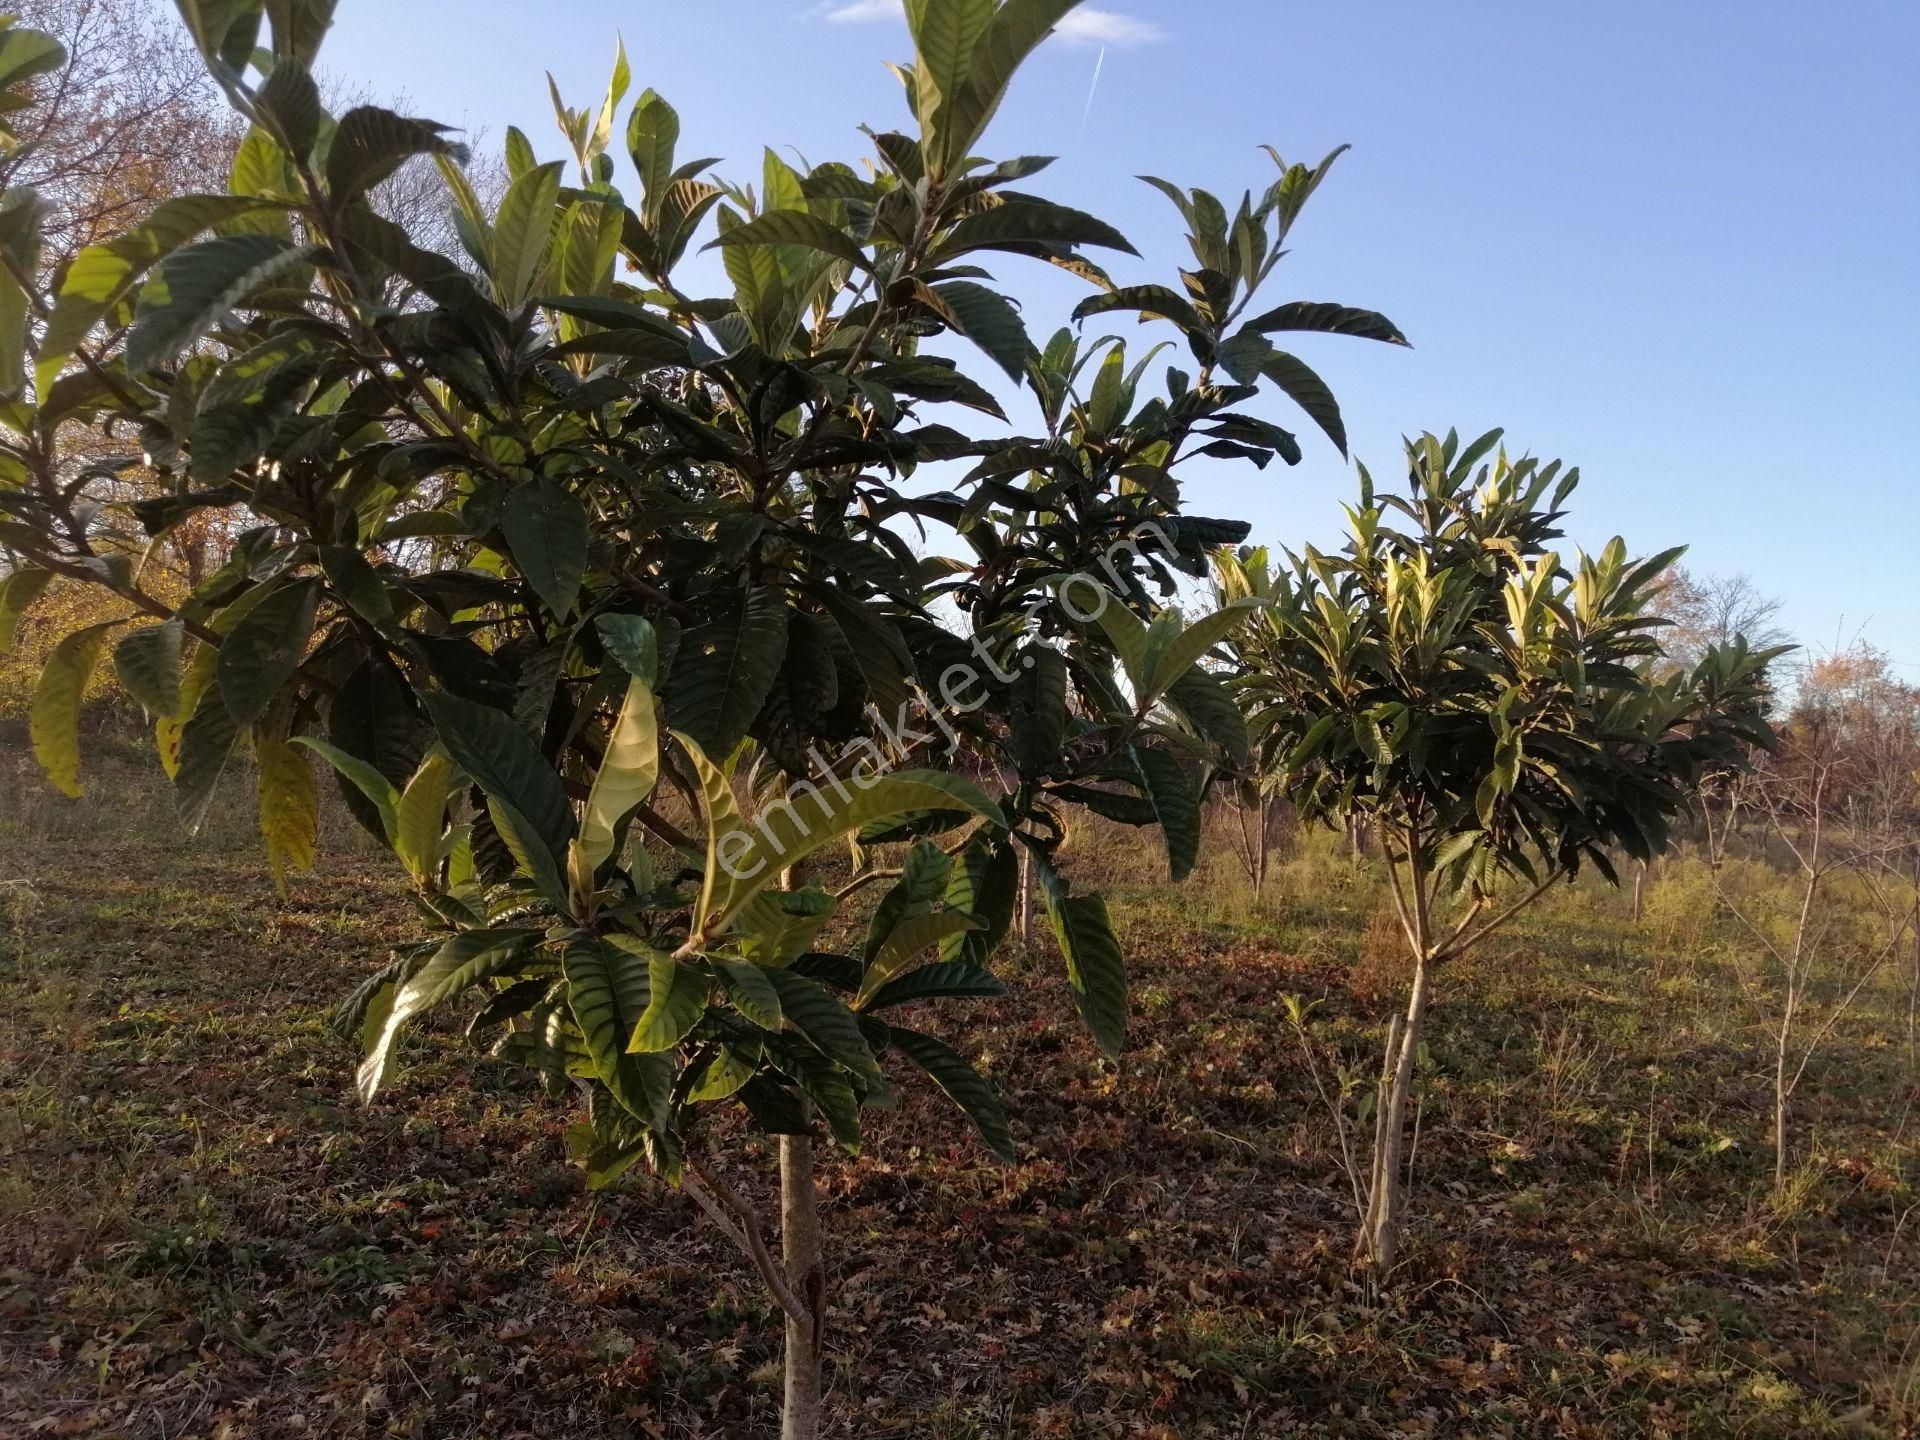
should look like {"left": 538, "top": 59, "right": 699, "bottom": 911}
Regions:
{"left": 578, "top": 676, "right": 659, "bottom": 871}
{"left": 258, "top": 734, "right": 317, "bottom": 892}
{"left": 30, "top": 621, "right": 119, "bottom": 796}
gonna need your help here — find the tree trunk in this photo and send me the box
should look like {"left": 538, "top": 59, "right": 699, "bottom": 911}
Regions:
{"left": 1631, "top": 861, "right": 1646, "bottom": 923}
{"left": 1254, "top": 799, "right": 1270, "bottom": 895}
{"left": 1359, "top": 949, "right": 1431, "bottom": 1270}
{"left": 1015, "top": 845, "right": 1034, "bottom": 945}
{"left": 779, "top": 1135, "right": 826, "bottom": 1440}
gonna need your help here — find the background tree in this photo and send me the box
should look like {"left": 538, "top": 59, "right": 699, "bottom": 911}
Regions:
{"left": 1656, "top": 567, "right": 1789, "bottom": 673}
{"left": 0, "top": 1, "right": 1406, "bottom": 1433}
{"left": 1215, "top": 431, "right": 1780, "bottom": 1270}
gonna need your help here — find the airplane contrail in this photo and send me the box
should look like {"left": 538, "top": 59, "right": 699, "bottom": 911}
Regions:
{"left": 1077, "top": 46, "right": 1106, "bottom": 144}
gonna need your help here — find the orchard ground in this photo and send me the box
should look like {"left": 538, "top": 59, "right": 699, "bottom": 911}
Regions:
{"left": 3, "top": 742, "right": 1917, "bottom": 1439}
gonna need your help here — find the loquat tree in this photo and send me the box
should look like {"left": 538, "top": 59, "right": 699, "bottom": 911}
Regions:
{"left": 1214, "top": 431, "right": 1780, "bottom": 1272}
{"left": 0, "top": 1, "right": 1408, "bottom": 1432}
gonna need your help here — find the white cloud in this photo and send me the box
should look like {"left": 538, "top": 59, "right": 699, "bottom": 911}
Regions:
{"left": 818, "top": 1, "right": 1164, "bottom": 47}
{"left": 1054, "top": 9, "right": 1165, "bottom": 46}
{"left": 820, "top": 0, "right": 902, "bottom": 20}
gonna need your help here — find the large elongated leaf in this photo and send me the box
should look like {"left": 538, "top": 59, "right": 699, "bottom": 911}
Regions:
{"left": 501, "top": 477, "right": 588, "bottom": 619}
{"left": 577, "top": 675, "right": 660, "bottom": 871}
{"left": 35, "top": 194, "right": 284, "bottom": 394}
{"left": 393, "top": 748, "right": 457, "bottom": 885}
{"left": 490, "top": 159, "right": 563, "bottom": 307}
{"left": 938, "top": 0, "right": 1080, "bottom": 175}
{"left": 855, "top": 910, "right": 981, "bottom": 1006}
{"left": 294, "top": 738, "right": 399, "bottom": 842}
{"left": 626, "top": 88, "right": 680, "bottom": 219}
{"left": 624, "top": 947, "right": 707, "bottom": 1053}
{"left": 938, "top": 198, "right": 1136, "bottom": 260}
{"left": 704, "top": 209, "right": 870, "bottom": 272}
{"left": 1036, "top": 856, "right": 1126, "bottom": 1057}
{"left": 30, "top": 620, "right": 119, "bottom": 797}
{"left": 663, "top": 586, "right": 788, "bottom": 757}
{"left": 565, "top": 939, "right": 674, "bottom": 1125}
{"left": 1132, "top": 746, "right": 1200, "bottom": 883}
{"left": 1070, "top": 283, "right": 1206, "bottom": 333}
{"left": 257, "top": 734, "right": 317, "bottom": 893}
{"left": 112, "top": 620, "right": 183, "bottom": 717}
{"left": 941, "top": 834, "right": 1016, "bottom": 963}
{"left": 865, "top": 961, "right": 1004, "bottom": 1010}
{"left": 327, "top": 106, "right": 467, "bottom": 206}
{"left": 360, "top": 927, "right": 541, "bottom": 1100}
{"left": 0, "top": 567, "right": 52, "bottom": 655}
{"left": 216, "top": 577, "right": 319, "bottom": 728}
{"left": 765, "top": 967, "right": 879, "bottom": 1076}
{"left": 174, "top": 687, "right": 240, "bottom": 832}
{"left": 1260, "top": 351, "right": 1348, "bottom": 456}
{"left": 1143, "top": 597, "right": 1260, "bottom": 702}
{"left": 1007, "top": 643, "right": 1066, "bottom": 775}
{"left": 125, "top": 234, "right": 314, "bottom": 375}
{"left": 422, "top": 691, "right": 574, "bottom": 884}
{"left": 930, "top": 279, "right": 1028, "bottom": 381}
{"left": 714, "top": 958, "right": 784, "bottom": 1029}
{"left": 1239, "top": 300, "right": 1409, "bottom": 346}
{"left": 890, "top": 1026, "right": 1013, "bottom": 1161}
{"left": 704, "top": 761, "right": 1003, "bottom": 935}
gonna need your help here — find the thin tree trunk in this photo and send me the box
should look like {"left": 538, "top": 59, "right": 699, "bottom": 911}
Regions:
{"left": 1631, "top": 861, "right": 1646, "bottom": 923}
{"left": 1360, "top": 950, "right": 1431, "bottom": 1270}
{"left": 779, "top": 1135, "right": 826, "bottom": 1440}
{"left": 1015, "top": 845, "right": 1033, "bottom": 944}
{"left": 1255, "top": 798, "right": 1270, "bottom": 895}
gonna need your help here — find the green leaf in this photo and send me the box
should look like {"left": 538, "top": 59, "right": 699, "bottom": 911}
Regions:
{"left": 125, "top": 234, "right": 314, "bottom": 374}
{"left": 264, "top": 0, "right": 336, "bottom": 67}
{"left": 714, "top": 958, "right": 784, "bottom": 1029}
{"left": 1071, "top": 283, "right": 1206, "bottom": 333}
{"left": 1144, "top": 598, "right": 1260, "bottom": 702}
{"left": 421, "top": 690, "right": 574, "bottom": 882}
{"left": 565, "top": 940, "right": 674, "bottom": 1125}
{"left": 0, "top": 25, "right": 66, "bottom": 93}
{"left": 1075, "top": 581, "right": 1148, "bottom": 692}
{"left": 1007, "top": 644, "right": 1066, "bottom": 776}
{"left": 1165, "top": 666, "right": 1249, "bottom": 769}
{"left": 938, "top": 198, "right": 1136, "bottom": 259}
{"left": 360, "top": 928, "right": 541, "bottom": 1100}
{"left": 1036, "top": 856, "right": 1126, "bottom": 1057}
{"left": 931, "top": 280, "right": 1028, "bottom": 381}
{"left": 326, "top": 106, "right": 467, "bottom": 207}
{"left": 30, "top": 620, "right": 119, "bottom": 797}
{"left": 173, "top": 686, "right": 240, "bottom": 832}
{"left": 596, "top": 613, "right": 658, "bottom": 686}
{"left": 1133, "top": 746, "right": 1199, "bottom": 883}
{"left": 293, "top": 735, "right": 399, "bottom": 842}
{"left": 0, "top": 567, "right": 52, "bottom": 655}
{"left": 663, "top": 586, "right": 788, "bottom": 757}
{"left": 216, "top": 576, "right": 319, "bottom": 728}
{"left": 865, "top": 961, "right": 1004, "bottom": 1010}
{"left": 704, "top": 208, "right": 870, "bottom": 272}
{"left": 856, "top": 910, "right": 981, "bottom": 1006}
{"left": 1240, "top": 300, "right": 1409, "bottom": 346}
{"left": 1259, "top": 351, "right": 1347, "bottom": 456}
{"left": 889, "top": 1026, "right": 1013, "bottom": 1161}
{"left": 577, "top": 675, "right": 660, "bottom": 871}
{"left": 317, "top": 543, "right": 394, "bottom": 628}
{"left": 705, "top": 765, "right": 1003, "bottom": 936}
{"left": 113, "top": 620, "right": 184, "bottom": 718}
{"left": 393, "top": 748, "right": 457, "bottom": 885}
{"left": 937, "top": 0, "right": 1081, "bottom": 175}
{"left": 501, "top": 477, "right": 589, "bottom": 619}
{"left": 624, "top": 947, "right": 708, "bottom": 1053}
{"left": 490, "top": 158, "right": 563, "bottom": 307}
{"left": 765, "top": 968, "right": 878, "bottom": 1076}
{"left": 35, "top": 194, "right": 285, "bottom": 395}
{"left": 626, "top": 89, "right": 680, "bottom": 220}
{"left": 253, "top": 56, "right": 322, "bottom": 158}
{"left": 941, "top": 835, "right": 1016, "bottom": 963}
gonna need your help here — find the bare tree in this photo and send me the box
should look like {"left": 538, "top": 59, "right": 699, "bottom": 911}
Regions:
{"left": 1657, "top": 568, "right": 1790, "bottom": 672}
{"left": 2, "top": 0, "right": 239, "bottom": 264}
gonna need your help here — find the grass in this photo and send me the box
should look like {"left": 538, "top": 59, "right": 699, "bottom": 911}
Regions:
{"left": 2, "top": 744, "right": 1917, "bottom": 1437}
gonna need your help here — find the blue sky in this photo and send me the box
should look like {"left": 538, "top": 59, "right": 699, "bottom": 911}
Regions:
{"left": 322, "top": 1, "right": 1919, "bottom": 675}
